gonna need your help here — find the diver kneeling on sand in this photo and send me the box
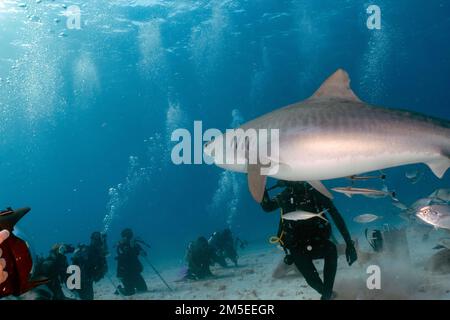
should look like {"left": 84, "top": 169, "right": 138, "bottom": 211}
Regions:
{"left": 115, "top": 228, "right": 148, "bottom": 296}
{"left": 71, "top": 232, "right": 109, "bottom": 300}
{"left": 33, "top": 243, "right": 76, "bottom": 300}
{"left": 184, "top": 236, "right": 215, "bottom": 280}
{"left": 208, "top": 228, "right": 240, "bottom": 267}
{"left": 261, "top": 180, "right": 357, "bottom": 300}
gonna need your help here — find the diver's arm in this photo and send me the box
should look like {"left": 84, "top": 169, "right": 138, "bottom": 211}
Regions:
{"left": 326, "top": 204, "right": 352, "bottom": 245}
{"left": 260, "top": 189, "right": 280, "bottom": 212}
{"left": 317, "top": 193, "right": 357, "bottom": 265}
{"left": 310, "top": 188, "right": 352, "bottom": 243}
{"left": 0, "top": 230, "right": 10, "bottom": 285}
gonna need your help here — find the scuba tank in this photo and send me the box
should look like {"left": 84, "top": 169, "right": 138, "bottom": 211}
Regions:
{"left": 365, "top": 228, "right": 384, "bottom": 252}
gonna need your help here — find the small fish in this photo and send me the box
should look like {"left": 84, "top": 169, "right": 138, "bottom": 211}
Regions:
{"left": 347, "top": 173, "right": 386, "bottom": 181}
{"left": 332, "top": 186, "right": 395, "bottom": 199}
{"left": 391, "top": 198, "right": 408, "bottom": 210}
{"left": 353, "top": 214, "right": 382, "bottom": 224}
{"left": 416, "top": 205, "right": 450, "bottom": 230}
{"left": 436, "top": 238, "right": 450, "bottom": 250}
{"left": 428, "top": 189, "right": 450, "bottom": 203}
{"left": 405, "top": 169, "right": 423, "bottom": 184}
{"left": 408, "top": 197, "right": 445, "bottom": 213}
{"left": 282, "top": 209, "right": 328, "bottom": 222}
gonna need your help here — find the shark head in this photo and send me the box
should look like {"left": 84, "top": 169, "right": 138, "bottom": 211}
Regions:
{"left": 203, "top": 129, "right": 249, "bottom": 173}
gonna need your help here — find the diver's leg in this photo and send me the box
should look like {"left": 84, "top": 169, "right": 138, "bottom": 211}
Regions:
{"left": 228, "top": 249, "right": 238, "bottom": 266}
{"left": 292, "top": 250, "right": 324, "bottom": 296}
{"left": 135, "top": 273, "right": 148, "bottom": 292}
{"left": 50, "top": 281, "right": 67, "bottom": 300}
{"left": 320, "top": 240, "right": 338, "bottom": 300}
{"left": 217, "top": 254, "right": 228, "bottom": 268}
{"left": 86, "top": 279, "right": 94, "bottom": 300}
{"left": 120, "top": 276, "right": 135, "bottom": 296}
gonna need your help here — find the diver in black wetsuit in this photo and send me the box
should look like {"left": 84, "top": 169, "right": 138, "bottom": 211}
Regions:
{"left": 261, "top": 181, "right": 357, "bottom": 300}
{"left": 71, "top": 232, "right": 108, "bottom": 300}
{"left": 185, "top": 237, "right": 214, "bottom": 280}
{"left": 208, "top": 229, "right": 239, "bottom": 267}
{"left": 116, "top": 228, "right": 147, "bottom": 296}
{"left": 34, "top": 244, "right": 75, "bottom": 300}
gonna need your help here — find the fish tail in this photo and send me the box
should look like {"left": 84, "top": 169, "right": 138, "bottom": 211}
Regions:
{"left": 317, "top": 210, "right": 328, "bottom": 222}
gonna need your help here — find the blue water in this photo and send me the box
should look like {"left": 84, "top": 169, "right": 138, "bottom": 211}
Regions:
{"left": 0, "top": 0, "right": 449, "bottom": 265}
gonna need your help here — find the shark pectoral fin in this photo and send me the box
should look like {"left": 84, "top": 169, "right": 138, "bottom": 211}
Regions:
{"left": 308, "top": 180, "right": 333, "bottom": 199}
{"left": 248, "top": 163, "right": 267, "bottom": 203}
{"left": 426, "top": 156, "right": 450, "bottom": 178}
{"left": 344, "top": 193, "right": 352, "bottom": 198}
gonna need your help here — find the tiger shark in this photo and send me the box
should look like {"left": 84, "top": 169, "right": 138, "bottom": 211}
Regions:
{"left": 204, "top": 69, "right": 450, "bottom": 202}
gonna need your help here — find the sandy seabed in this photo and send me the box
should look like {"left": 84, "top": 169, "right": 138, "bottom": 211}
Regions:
{"left": 84, "top": 227, "right": 450, "bottom": 300}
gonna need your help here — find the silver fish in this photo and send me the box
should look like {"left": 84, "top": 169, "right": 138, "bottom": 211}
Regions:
{"left": 428, "top": 189, "right": 450, "bottom": 203}
{"left": 331, "top": 186, "right": 394, "bottom": 199}
{"left": 392, "top": 198, "right": 408, "bottom": 210}
{"left": 416, "top": 205, "right": 450, "bottom": 230}
{"left": 282, "top": 209, "right": 328, "bottom": 222}
{"left": 203, "top": 69, "right": 450, "bottom": 202}
{"left": 347, "top": 173, "right": 386, "bottom": 181}
{"left": 353, "top": 214, "right": 382, "bottom": 224}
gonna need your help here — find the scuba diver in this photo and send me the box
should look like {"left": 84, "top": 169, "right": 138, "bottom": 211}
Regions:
{"left": 261, "top": 180, "right": 357, "bottom": 300}
{"left": 0, "top": 230, "right": 9, "bottom": 286}
{"left": 71, "top": 232, "right": 109, "bottom": 300}
{"left": 33, "top": 243, "right": 75, "bottom": 300}
{"left": 185, "top": 236, "right": 214, "bottom": 280}
{"left": 365, "top": 229, "right": 384, "bottom": 252}
{"left": 115, "top": 228, "right": 147, "bottom": 296}
{"left": 208, "top": 228, "right": 239, "bottom": 267}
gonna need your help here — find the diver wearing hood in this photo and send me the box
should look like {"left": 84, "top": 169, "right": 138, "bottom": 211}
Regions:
{"left": 71, "top": 232, "right": 108, "bottom": 300}
{"left": 185, "top": 236, "right": 214, "bottom": 280}
{"left": 33, "top": 243, "right": 75, "bottom": 300}
{"left": 261, "top": 181, "right": 357, "bottom": 300}
{"left": 116, "top": 228, "right": 147, "bottom": 296}
{"left": 208, "top": 229, "right": 239, "bottom": 267}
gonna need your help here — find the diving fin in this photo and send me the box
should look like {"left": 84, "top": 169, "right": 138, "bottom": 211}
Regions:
{"left": 308, "top": 180, "right": 333, "bottom": 199}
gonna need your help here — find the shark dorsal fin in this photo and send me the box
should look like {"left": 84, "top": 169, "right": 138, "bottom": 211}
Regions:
{"left": 311, "top": 69, "right": 361, "bottom": 102}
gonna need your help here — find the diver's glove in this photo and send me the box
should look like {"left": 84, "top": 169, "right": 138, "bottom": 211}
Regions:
{"left": 345, "top": 240, "right": 357, "bottom": 266}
